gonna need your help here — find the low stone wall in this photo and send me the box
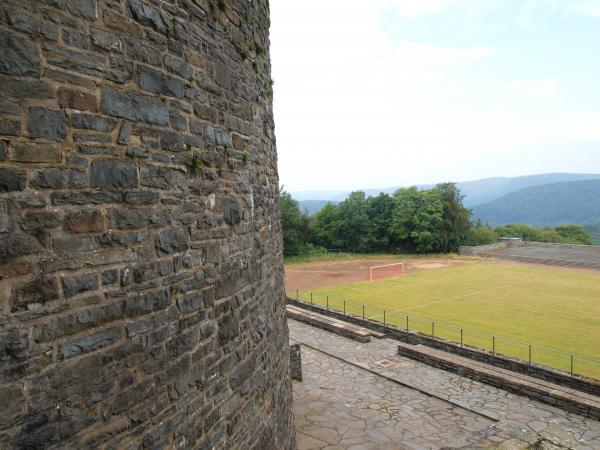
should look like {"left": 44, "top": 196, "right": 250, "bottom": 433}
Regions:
{"left": 459, "top": 242, "right": 508, "bottom": 255}
{"left": 286, "top": 306, "right": 371, "bottom": 343}
{"left": 287, "top": 299, "right": 600, "bottom": 397}
{"left": 476, "top": 252, "right": 600, "bottom": 270}
{"left": 290, "top": 345, "right": 302, "bottom": 382}
{"left": 524, "top": 241, "right": 600, "bottom": 252}
{"left": 460, "top": 241, "right": 600, "bottom": 270}
{"left": 397, "top": 344, "right": 600, "bottom": 420}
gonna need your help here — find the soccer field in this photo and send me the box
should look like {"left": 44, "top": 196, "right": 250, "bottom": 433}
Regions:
{"left": 291, "top": 260, "right": 600, "bottom": 379}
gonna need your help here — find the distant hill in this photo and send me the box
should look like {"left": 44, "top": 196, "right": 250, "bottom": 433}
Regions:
{"left": 449, "top": 173, "right": 600, "bottom": 207}
{"left": 291, "top": 173, "right": 600, "bottom": 209}
{"left": 298, "top": 200, "right": 339, "bottom": 215}
{"left": 471, "top": 179, "right": 600, "bottom": 227}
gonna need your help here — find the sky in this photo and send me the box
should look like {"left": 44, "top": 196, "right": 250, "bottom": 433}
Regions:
{"left": 270, "top": 0, "right": 600, "bottom": 193}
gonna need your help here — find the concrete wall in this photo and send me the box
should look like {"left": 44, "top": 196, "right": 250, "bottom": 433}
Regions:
{"left": 0, "top": 0, "right": 295, "bottom": 448}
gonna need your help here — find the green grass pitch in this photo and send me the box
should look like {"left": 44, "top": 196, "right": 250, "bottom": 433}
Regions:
{"left": 296, "top": 262, "right": 600, "bottom": 379}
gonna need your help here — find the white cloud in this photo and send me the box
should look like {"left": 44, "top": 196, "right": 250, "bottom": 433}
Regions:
{"left": 270, "top": 0, "right": 600, "bottom": 190}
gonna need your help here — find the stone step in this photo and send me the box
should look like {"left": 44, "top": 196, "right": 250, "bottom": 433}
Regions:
{"left": 287, "top": 305, "right": 378, "bottom": 343}
{"left": 287, "top": 304, "right": 386, "bottom": 339}
{"left": 396, "top": 341, "right": 600, "bottom": 420}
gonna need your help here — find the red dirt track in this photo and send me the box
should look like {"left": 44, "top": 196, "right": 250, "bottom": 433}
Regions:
{"left": 284, "top": 257, "right": 466, "bottom": 292}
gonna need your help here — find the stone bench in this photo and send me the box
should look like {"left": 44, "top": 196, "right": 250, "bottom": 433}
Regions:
{"left": 397, "top": 341, "right": 600, "bottom": 420}
{"left": 286, "top": 305, "right": 379, "bottom": 343}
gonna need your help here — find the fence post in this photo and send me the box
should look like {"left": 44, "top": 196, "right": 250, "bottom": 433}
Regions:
{"left": 343, "top": 300, "right": 346, "bottom": 316}
{"left": 406, "top": 315, "right": 409, "bottom": 332}
{"left": 460, "top": 329, "right": 463, "bottom": 349}
{"left": 492, "top": 336, "right": 495, "bottom": 356}
{"left": 296, "top": 289, "right": 299, "bottom": 301}
{"left": 326, "top": 296, "right": 329, "bottom": 311}
{"left": 310, "top": 292, "right": 313, "bottom": 306}
{"left": 362, "top": 305, "right": 365, "bottom": 321}
{"left": 432, "top": 321, "right": 435, "bottom": 338}
{"left": 384, "top": 310, "right": 386, "bottom": 328}
{"left": 570, "top": 355, "right": 574, "bottom": 377}
{"left": 528, "top": 345, "right": 532, "bottom": 366}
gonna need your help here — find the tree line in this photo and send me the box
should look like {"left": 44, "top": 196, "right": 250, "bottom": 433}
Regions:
{"left": 280, "top": 184, "right": 594, "bottom": 257}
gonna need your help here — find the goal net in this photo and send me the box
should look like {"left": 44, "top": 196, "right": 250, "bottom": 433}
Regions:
{"left": 369, "top": 263, "right": 405, "bottom": 281}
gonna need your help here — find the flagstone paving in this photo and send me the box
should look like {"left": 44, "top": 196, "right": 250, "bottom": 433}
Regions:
{"left": 289, "top": 319, "right": 600, "bottom": 450}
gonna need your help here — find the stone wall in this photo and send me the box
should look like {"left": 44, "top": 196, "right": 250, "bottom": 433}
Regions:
{"left": 0, "top": 0, "right": 295, "bottom": 448}
{"left": 289, "top": 344, "right": 302, "bottom": 382}
{"left": 458, "top": 242, "right": 509, "bottom": 255}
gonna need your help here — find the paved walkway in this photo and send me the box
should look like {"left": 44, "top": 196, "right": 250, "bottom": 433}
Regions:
{"left": 290, "top": 319, "right": 600, "bottom": 450}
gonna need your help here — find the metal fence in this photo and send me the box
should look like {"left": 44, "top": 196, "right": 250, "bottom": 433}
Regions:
{"left": 292, "top": 290, "right": 600, "bottom": 380}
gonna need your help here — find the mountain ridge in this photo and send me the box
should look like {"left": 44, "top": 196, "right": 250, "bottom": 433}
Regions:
{"left": 471, "top": 179, "right": 600, "bottom": 227}
{"left": 293, "top": 173, "right": 600, "bottom": 214}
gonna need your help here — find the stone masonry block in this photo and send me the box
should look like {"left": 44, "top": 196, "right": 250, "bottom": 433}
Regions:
{"left": 58, "top": 88, "right": 98, "bottom": 112}
{"left": 27, "top": 107, "right": 68, "bottom": 141}
{"left": 62, "top": 273, "right": 99, "bottom": 298}
{"left": 91, "top": 160, "right": 139, "bottom": 189}
{"left": 0, "top": 28, "right": 41, "bottom": 77}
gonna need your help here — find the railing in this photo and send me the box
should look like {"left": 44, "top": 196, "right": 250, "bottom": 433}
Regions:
{"left": 293, "top": 290, "right": 600, "bottom": 380}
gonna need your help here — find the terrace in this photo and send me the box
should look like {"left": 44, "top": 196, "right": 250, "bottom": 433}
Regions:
{"left": 289, "top": 318, "right": 600, "bottom": 449}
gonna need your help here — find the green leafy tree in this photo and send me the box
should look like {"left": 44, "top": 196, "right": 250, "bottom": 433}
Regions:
{"left": 554, "top": 224, "right": 593, "bottom": 245}
{"left": 494, "top": 224, "right": 540, "bottom": 241}
{"left": 435, "top": 182, "right": 472, "bottom": 252}
{"left": 390, "top": 184, "right": 470, "bottom": 253}
{"left": 312, "top": 203, "right": 343, "bottom": 249}
{"left": 585, "top": 225, "right": 600, "bottom": 244}
{"left": 279, "top": 189, "right": 309, "bottom": 256}
{"left": 465, "top": 221, "right": 497, "bottom": 246}
{"left": 391, "top": 188, "right": 444, "bottom": 253}
{"left": 366, "top": 193, "right": 395, "bottom": 250}
{"left": 534, "top": 228, "right": 565, "bottom": 243}
{"left": 335, "top": 191, "right": 372, "bottom": 252}
{"left": 492, "top": 223, "right": 593, "bottom": 245}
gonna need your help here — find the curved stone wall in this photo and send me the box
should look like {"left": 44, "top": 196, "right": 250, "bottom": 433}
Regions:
{"left": 0, "top": 0, "right": 294, "bottom": 448}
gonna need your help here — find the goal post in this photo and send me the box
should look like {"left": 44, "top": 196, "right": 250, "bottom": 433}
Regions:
{"left": 369, "top": 263, "right": 405, "bottom": 281}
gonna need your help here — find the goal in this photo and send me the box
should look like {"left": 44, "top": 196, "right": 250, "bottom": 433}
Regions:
{"left": 369, "top": 263, "right": 405, "bottom": 281}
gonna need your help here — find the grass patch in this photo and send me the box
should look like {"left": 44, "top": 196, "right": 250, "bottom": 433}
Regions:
{"left": 284, "top": 252, "right": 464, "bottom": 266}
{"left": 293, "top": 261, "right": 600, "bottom": 378}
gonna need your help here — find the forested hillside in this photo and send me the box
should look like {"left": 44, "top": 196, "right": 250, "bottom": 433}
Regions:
{"left": 471, "top": 180, "right": 600, "bottom": 227}
{"left": 293, "top": 173, "right": 600, "bottom": 214}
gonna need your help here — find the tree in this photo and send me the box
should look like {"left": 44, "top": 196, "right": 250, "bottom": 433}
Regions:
{"left": 312, "top": 192, "right": 374, "bottom": 252}
{"left": 435, "top": 183, "right": 472, "bottom": 252}
{"left": 336, "top": 191, "right": 372, "bottom": 252}
{"left": 492, "top": 223, "right": 593, "bottom": 245}
{"left": 279, "top": 189, "right": 309, "bottom": 256}
{"left": 312, "top": 203, "right": 343, "bottom": 249}
{"left": 494, "top": 224, "right": 540, "bottom": 241}
{"left": 366, "top": 193, "right": 395, "bottom": 250}
{"left": 390, "top": 187, "right": 444, "bottom": 253}
{"left": 554, "top": 224, "right": 593, "bottom": 245}
{"left": 390, "top": 184, "right": 470, "bottom": 253}
{"left": 465, "top": 221, "right": 497, "bottom": 246}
